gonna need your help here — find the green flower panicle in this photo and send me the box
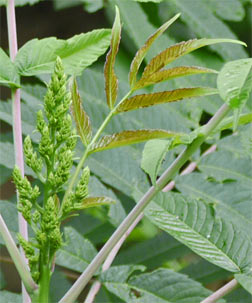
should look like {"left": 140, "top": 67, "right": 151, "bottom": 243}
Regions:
{"left": 13, "top": 166, "right": 40, "bottom": 224}
{"left": 74, "top": 166, "right": 90, "bottom": 202}
{"left": 12, "top": 57, "right": 91, "bottom": 284}
{"left": 24, "top": 136, "right": 43, "bottom": 173}
{"left": 17, "top": 234, "right": 40, "bottom": 282}
{"left": 62, "top": 167, "right": 90, "bottom": 217}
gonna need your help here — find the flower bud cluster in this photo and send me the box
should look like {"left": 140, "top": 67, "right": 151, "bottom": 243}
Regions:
{"left": 62, "top": 167, "right": 90, "bottom": 216}
{"left": 13, "top": 166, "right": 40, "bottom": 224}
{"left": 44, "top": 57, "right": 71, "bottom": 128}
{"left": 40, "top": 196, "right": 62, "bottom": 253}
{"left": 24, "top": 136, "right": 43, "bottom": 173}
{"left": 17, "top": 234, "right": 40, "bottom": 282}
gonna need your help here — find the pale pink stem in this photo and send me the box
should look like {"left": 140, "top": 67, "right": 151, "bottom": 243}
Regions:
{"left": 6, "top": 1, "right": 30, "bottom": 302}
{"left": 201, "top": 279, "right": 238, "bottom": 303}
{"left": 84, "top": 143, "right": 217, "bottom": 303}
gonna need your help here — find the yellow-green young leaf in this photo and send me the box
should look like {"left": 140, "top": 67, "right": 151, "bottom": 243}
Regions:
{"left": 129, "top": 13, "right": 180, "bottom": 88}
{"left": 134, "top": 66, "right": 217, "bottom": 90}
{"left": 71, "top": 79, "right": 92, "bottom": 146}
{"left": 142, "top": 38, "right": 246, "bottom": 79}
{"left": 116, "top": 87, "right": 218, "bottom": 113}
{"left": 82, "top": 196, "right": 115, "bottom": 208}
{"left": 104, "top": 6, "right": 121, "bottom": 109}
{"left": 90, "top": 129, "right": 184, "bottom": 153}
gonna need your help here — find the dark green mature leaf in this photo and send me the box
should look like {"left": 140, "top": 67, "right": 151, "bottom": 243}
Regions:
{"left": 0, "top": 48, "right": 20, "bottom": 88}
{"left": 88, "top": 176, "right": 126, "bottom": 227}
{"left": 81, "top": 196, "right": 115, "bottom": 209}
{"left": 87, "top": 147, "right": 147, "bottom": 197}
{"left": 0, "top": 201, "right": 18, "bottom": 244}
{"left": 217, "top": 58, "right": 252, "bottom": 109}
{"left": 198, "top": 150, "right": 252, "bottom": 188}
{"left": 134, "top": 66, "right": 217, "bottom": 90}
{"left": 71, "top": 79, "right": 92, "bottom": 146}
{"left": 81, "top": 0, "right": 103, "bottom": 13}
{"left": 0, "top": 142, "right": 15, "bottom": 170}
{"left": 0, "top": 165, "right": 12, "bottom": 185}
{"left": 226, "top": 288, "right": 252, "bottom": 303}
{"left": 166, "top": 0, "right": 247, "bottom": 60}
{"left": 203, "top": 0, "right": 245, "bottom": 21}
{"left": 104, "top": 6, "right": 121, "bottom": 109}
{"left": 115, "top": 232, "right": 190, "bottom": 269}
{"left": 101, "top": 266, "right": 215, "bottom": 303}
{"left": 132, "top": 0, "right": 163, "bottom": 2}
{"left": 90, "top": 129, "right": 186, "bottom": 153}
{"left": 129, "top": 13, "right": 180, "bottom": 88}
{"left": 116, "top": 87, "right": 218, "bottom": 112}
{"left": 181, "top": 259, "right": 230, "bottom": 285}
{"left": 175, "top": 173, "right": 252, "bottom": 241}
{"left": 141, "top": 139, "right": 171, "bottom": 185}
{"left": 53, "top": 0, "right": 82, "bottom": 10}
{"left": 235, "top": 273, "right": 252, "bottom": 294}
{"left": 0, "top": 291, "right": 22, "bottom": 303}
{"left": 15, "top": 29, "right": 111, "bottom": 76}
{"left": 144, "top": 191, "right": 252, "bottom": 273}
{"left": 142, "top": 38, "right": 246, "bottom": 79}
{"left": 56, "top": 227, "right": 97, "bottom": 273}
{"left": 49, "top": 269, "right": 72, "bottom": 303}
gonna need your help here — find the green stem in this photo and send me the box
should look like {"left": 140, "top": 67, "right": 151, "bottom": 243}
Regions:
{"left": 60, "top": 90, "right": 133, "bottom": 213}
{"left": 59, "top": 103, "right": 230, "bottom": 303}
{"left": 38, "top": 264, "right": 51, "bottom": 303}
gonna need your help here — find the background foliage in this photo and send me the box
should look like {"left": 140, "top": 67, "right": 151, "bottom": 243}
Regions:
{"left": 0, "top": 0, "right": 251, "bottom": 302}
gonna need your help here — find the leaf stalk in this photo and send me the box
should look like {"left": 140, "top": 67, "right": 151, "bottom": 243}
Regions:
{"left": 59, "top": 103, "right": 230, "bottom": 303}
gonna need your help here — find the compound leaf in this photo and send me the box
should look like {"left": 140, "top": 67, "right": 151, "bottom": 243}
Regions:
{"left": 71, "top": 78, "right": 92, "bottom": 146}
{"left": 15, "top": 29, "right": 111, "bottom": 76}
{"left": 116, "top": 87, "right": 218, "bottom": 112}
{"left": 104, "top": 6, "right": 121, "bottom": 109}
{"left": 134, "top": 66, "right": 217, "bottom": 90}
{"left": 129, "top": 13, "right": 180, "bottom": 88}
{"left": 0, "top": 48, "right": 20, "bottom": 88}
{"left": 144, "top": 191, "right": 252, "bottom": 273}
{"left": 101, "top": 266, "right": 215, "bottom": 303}
{"left": 90, "top": 129, "right": 185, "bottom": 152}
{"left": 142, "top": 38, "right": 246, "bottom": 79}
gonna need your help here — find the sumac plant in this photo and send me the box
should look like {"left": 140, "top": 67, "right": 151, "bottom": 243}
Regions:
{"left": 0, "top": 1, "right": 252, "bottom": 303}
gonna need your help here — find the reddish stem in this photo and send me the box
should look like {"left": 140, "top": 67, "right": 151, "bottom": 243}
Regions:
{"left": 6, "top": 0, "right": 30, "bottom": 302}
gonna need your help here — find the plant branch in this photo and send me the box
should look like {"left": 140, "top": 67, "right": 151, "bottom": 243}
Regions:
{"left": 84, "top": 143, "right": 217, "bottom": 303}
{"left": 201, "top": 279, "right": 238, "bottom": 303}
{"left": 0, "top": 215, "right": 38, "bottom": 294}
{"left": 6, "top": 1, "right": 30, "bottom": 302}
{"left": 61, "top": 90, "right": 133, "bottom": 214}
{"left": 59, "top": 103, "right": 230, "bottom": 303}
